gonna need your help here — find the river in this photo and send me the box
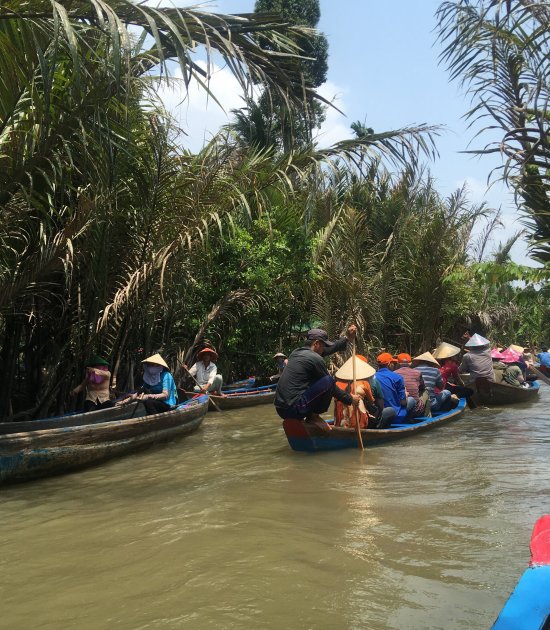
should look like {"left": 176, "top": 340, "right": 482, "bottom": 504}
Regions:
{"left": 1, "top": 388, "right": 548, "bottom": 629}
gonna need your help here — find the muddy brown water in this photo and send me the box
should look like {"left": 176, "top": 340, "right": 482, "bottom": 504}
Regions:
{"left": 1, "top": 388, "right": 548, "bottom": 629}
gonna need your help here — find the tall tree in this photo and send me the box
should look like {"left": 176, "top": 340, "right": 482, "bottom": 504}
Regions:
{"left": 437, "top": 0, "right": 550, "bottom": 263}
{"left": 251, "top": 0, "right": 329, "bottom": 150}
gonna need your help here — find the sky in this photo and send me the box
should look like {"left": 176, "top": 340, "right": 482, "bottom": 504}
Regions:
{"left": 155, "top": 0, "right": 531, "bottom": 264}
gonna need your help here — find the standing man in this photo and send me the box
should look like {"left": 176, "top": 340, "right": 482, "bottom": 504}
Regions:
{"left": 274, "top": 326, "right": 361, "bottom": 432}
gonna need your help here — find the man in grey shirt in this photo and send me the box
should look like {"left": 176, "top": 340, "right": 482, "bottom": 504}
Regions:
{"left": 459, "top": 333, "right": 495, "bottom": 384}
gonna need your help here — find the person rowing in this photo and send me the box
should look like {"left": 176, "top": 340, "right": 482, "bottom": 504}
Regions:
{"left": 119, "top": 354, "right": 177, "bottom": 415}
{"left": 185, "top": 347, "right": 223, "bottom": 394}
{"left": 274, "top": 326, "right": 361, "bottom": 433}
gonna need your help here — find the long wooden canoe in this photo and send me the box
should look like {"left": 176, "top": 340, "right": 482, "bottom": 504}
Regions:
{"left": 0, "top": 401, "right": 139, "bottom": 435}
{"left": 208, "top": 386, "right": 276, "bottom": 411}
{"left": 0, "top": 395, "right": 208, "bottom": 484}
{"left": 470, "top": 380, "right": 540, "bottom": 406}
{"left": 492, "top": 515, "right": 550, "bottom": 629}
{"left": 282, "top": 399, "right": 467, "bottom": 452}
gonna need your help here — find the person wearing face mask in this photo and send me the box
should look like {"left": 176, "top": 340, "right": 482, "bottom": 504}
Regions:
{"left": 71, "top": 355, "right": 114, "bottom": 412}
{"left": 270, "top": 352, "right": 288, "bottom": 382}
{"left": 120, "top": 354, "right": 177, "bottom": 415}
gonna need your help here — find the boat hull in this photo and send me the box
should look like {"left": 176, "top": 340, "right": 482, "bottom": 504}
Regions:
{"left": 0, "top": 396, "right": 209, "bottom": 484}
{"left": 208, "top": 387, "right": 276, "bottom": 411}
{"left": 0, "top": 402, "right": 138, "bottom": 435}
{"left": 492, "top": 515, "right": 550, "bottom": 629}
{"left": 283, "top": 399, "right": 467, "bottom": 452}
{"left": 470, "top": 380, "right": 539, "bottom": 406}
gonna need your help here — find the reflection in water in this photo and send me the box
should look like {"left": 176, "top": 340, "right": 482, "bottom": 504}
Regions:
{"left": 0, "top": 389, "right": 548, "bottom": 629}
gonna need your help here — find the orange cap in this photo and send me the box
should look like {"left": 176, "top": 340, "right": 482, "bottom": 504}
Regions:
{"left": 377, "top": 352, "right": 397, "bottom": 365}
{"left": 396, "top": 352, "right": 412, "bottom": 363}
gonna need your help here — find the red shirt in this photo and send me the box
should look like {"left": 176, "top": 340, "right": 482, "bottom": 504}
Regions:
{"left": 439, "top": 362, "right": 459, "bottom": 388}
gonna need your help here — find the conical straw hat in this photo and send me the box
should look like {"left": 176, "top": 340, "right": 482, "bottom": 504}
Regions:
{"left": 509, "top": 344, "right": 525, "bottom": 355}
{"left": 500, "top": 348, "right": 521, "bottom": 364}
{"left": 412, "top": 351, "right": 440, "bottom": 367}
{"left": 335, "top": 356, "right": 376, "bottom": 380}
{"left": 433, "top": 342, "right": 461, "bottom": 360}
{"left": 464, "top": 333, "right": 490, "bottom": 348}
{"left": 142, "top": 353, "right": 168, "bottom": 369}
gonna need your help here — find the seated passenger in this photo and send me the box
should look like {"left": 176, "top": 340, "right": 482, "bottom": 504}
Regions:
{"left": 500, "top": 349, "right": 528, "bottom": 387}
{"left": 536, "top": 346, "right": 550, "bottom": 375}
{"left": 334, "top": 355, "right": 376, "bottom": 429}
{"left": 119, "top": 354, "right": 177, "bottom": 415}
{"left": 394, "top": 353, "right": 428, "bottom": 419}
{"left": 490, "top": 349, "right": 507, "bottom": 382}
{"left": 71, "top": 355, "right": 114, "bottom": 413}
{"left": 433, "top": 342, "right": 474, "bottom": 401}
{"left": 412, "top": 352, "right": 456, "bottom": 412}
{"left": 188, "top": 347, "right": 223, "bottom": 394}
{"left": 375, "top": 353, "right": 414, "bottom": 424}
{"left": 270, "top": 352, "right": 288, "bottom": 382}
{"left": 459, "top": 334, "right": 495, "bottom": 385}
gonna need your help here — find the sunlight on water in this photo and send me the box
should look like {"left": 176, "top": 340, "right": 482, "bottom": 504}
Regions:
{"left": 1, "top": 389, "right": 548, "bottom": 629}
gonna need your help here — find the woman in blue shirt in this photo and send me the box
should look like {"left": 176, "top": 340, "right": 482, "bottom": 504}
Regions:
{"left": 122, "top": 353, "right": 177, "bottom": 415}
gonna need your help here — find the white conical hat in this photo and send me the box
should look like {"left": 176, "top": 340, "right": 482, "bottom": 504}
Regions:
{"left": 464, "top": 333, "right": 490, "bottom": 348}
{"left": 142, "top": 353, "right": 168, "bottom": 369}
{"left": 433, "top": 342, "right": 461, "bottom": 360}
{"left": 509, "top": 344, "right": 525, "bottom": 354}
{"left": 412, "top": 351, "right": 440, "bottom": 367}
{"left": 335, "top": 356, "right": 376, "bottom": 380}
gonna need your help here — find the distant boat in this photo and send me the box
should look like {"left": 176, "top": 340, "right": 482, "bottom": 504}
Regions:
{"left": 0, "top": 395, "right": 209, "bottom": 484}
{"left": 222, "top": 377, "right": 256, "bottom": 391}
{"left": 468, "top": 379, "right": 540, "bottom": 406}
{"left": 492, "top": 515, "right": 550, "bottom": 629}
{"left": 282, "top": 399, "right": 467, "bottom": 452}
{"left": 208, "top": 386, "right": 276, "bottom": 411}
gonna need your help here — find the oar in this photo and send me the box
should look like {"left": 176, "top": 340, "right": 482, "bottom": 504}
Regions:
{"left": 179, "top": 363, "right": 223, "bottom": 412}
{"left": 352, "top": 341, "right": 364, "bottom": 451}
{"left": 530, "top": 365, "right": 550, "bottom": 387}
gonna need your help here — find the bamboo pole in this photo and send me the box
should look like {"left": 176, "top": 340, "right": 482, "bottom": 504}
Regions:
{"left": 352, "top": 341, "right": 364, "bottom": 450}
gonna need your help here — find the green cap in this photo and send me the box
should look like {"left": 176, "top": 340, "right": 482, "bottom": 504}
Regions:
{"left": 87, "top": 355, "right": 109, "bottom": 367}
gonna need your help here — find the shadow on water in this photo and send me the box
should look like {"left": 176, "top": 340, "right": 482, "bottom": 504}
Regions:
{"left": 1, "top": 388, "right": 548, "bottom": 629}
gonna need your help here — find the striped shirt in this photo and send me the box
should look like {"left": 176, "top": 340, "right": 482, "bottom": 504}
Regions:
{"left": 414, "top": 365, "right": 444, "bottom": 402}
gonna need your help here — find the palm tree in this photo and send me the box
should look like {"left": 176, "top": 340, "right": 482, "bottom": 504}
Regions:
{"left": 437, "top": 0, "right": 550, "bottom": 263}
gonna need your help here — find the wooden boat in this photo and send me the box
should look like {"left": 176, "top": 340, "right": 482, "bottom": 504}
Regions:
{"left": 492, "top": 515, "right": 550, "bottom": 629}
{"left": 469, "top": 379, "right": 540, "bottom": 406}
{"left": 208, "top": 385, "right": 276, "bottom": 411}
{"left": 0, "top": 401, "right": 139, "bottom": 435}
{"left": 222, "top": 377, "right": 256, "bottom": 391}
{"left": 282, "top": 398, "right": 467, "bottom": 452}
{"left": 0, "top": 395, "right": 209, "bottom": 484}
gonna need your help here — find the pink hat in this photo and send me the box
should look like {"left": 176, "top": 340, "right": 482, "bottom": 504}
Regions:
{"left": 491, "top": 349, "right": 505, "bottom": 360}
{"left": 500, "top": 348, "right": 521, "bottom": 364}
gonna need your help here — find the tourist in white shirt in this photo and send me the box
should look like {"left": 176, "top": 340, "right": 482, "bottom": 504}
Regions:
{"left": 188, "top": 348, "right": 223, "bottom": 394}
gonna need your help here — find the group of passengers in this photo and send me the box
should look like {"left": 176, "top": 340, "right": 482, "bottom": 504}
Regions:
{"left": 273, "top": 327, "right": 540, "bottom": 434}
{"left": 72, "top": 348, "right": 223, "bottom": 416}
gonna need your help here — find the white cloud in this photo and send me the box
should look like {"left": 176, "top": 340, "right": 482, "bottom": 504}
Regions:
{"left": 155, "top": 61, "right": 245, "bottom": 152}
{"left": 314, "top": 80, "right": 351, "bottom": 148}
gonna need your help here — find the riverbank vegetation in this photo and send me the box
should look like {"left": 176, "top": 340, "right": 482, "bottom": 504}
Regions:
{"left": 0, "top": 0, "right": 547, "bottom": 419}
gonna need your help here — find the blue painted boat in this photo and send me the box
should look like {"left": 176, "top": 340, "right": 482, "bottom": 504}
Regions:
{"left": 0, "top": 395, "right": 209, "bottom": 484}
{"left": 223, "top": 377, "right": 257, "bottom": 391}
{"left": 282, "top": 398, "right": 467, "bottom": 452}
{"left": 492, "top": 515, "right": 550, "bottom": 629}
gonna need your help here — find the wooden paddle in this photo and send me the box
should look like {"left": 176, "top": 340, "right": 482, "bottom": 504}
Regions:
{"left": 530, "top": 365, "right": 550, "bottom": 387}
{"left": 180, "top": 363, "right": 223, "bottom": 412}
{"left": 352, "top": 341, "right": 364, "bottom": 450}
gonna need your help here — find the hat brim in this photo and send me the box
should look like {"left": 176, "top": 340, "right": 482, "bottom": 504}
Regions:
{"left": 197, "top": 349, "right": 218, "bottom": 360}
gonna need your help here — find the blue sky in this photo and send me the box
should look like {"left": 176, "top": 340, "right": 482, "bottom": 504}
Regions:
{"left": 157, "top": 0, "right": 530, "bottom": 263}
